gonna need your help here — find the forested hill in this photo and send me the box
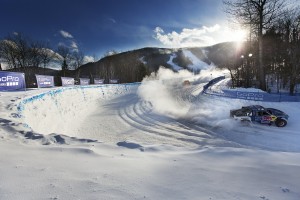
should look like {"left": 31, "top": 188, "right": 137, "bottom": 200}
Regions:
{"left": 4, "top": 42, "right": 243, "bottom": 86}
{"left": 77, "top": 42, "right": 240, "bottom": 83}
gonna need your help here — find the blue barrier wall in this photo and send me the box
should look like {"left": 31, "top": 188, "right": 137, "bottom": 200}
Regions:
{"left": 202, "top": 76, "right": 300, "bottom": 102}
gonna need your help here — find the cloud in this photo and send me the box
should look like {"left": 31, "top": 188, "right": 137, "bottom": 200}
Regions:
{"left": 58, "top": 42, "right": 67, "bottom": 47}
{"left": 153, "top": 24, "right": 221, "bottom": 47}
{"left": 70, "top": 41, "right": 79, "bottom": 52}
{"left": 59, "top": 30, "right": 73, "bottom": 39}
{"left": 57, "top": 39, "right": 79, "bottom": 52}
{"left": 108, "top": 17, "right": 117, "bottom": 23}
{"left": 83, "top": 56, "right": 95, "bottom": 64}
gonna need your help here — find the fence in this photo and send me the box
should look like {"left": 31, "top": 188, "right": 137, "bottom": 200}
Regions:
{"left": 203, "top": 84, "right": 300, "bottom": 102}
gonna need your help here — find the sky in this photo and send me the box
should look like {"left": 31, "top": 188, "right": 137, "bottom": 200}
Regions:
{"left": 0, "top": 0, "right": 250, "bottom": 60}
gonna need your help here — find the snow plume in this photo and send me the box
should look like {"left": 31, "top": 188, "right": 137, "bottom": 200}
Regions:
{"left": 198, "top": 67, "right": 229, "bottom": 80}
{"left": 189, "top": 96, "right": 244, "bottom": 130}
{"left": 138, "top": 67, "right": 194, "bottom": 118}
{"left": 138, "top": 66, "right": 239, "bottom": 129}
{"left": 190, "top": 68, "right": 240, "bottom": 129}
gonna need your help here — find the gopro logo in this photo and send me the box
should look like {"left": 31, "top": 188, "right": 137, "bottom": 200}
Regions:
{"left": 0, "top": 75, "right": 20, "bottom": 87}
{"left": 0, "top": 76, "right": 19, "bottom": 82}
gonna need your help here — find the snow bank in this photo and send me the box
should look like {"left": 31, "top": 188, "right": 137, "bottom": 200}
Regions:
{"left": 18, "top": 84, "right": 139, "bottom": 136}
{"left": 1, "top": 71, "right": 300, "bottom": 200}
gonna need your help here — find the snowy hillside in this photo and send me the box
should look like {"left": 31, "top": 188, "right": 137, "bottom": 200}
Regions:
{"left": 78, "top": 43, "right": 230, "bottom": 79}
{"left": 1, "top": 67, "right": 300, "bottom": 199}
{"left": 167, "top": 53, "right": 183, "bottom": 71}
{"left": 182, "top": 49, "right": 211, "bottom": 71}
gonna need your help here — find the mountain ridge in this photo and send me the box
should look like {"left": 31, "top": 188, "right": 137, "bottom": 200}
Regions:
{"left": 77, "top": 41, "right": 241, "bottom": 82}
{"left": 3, "top": 42, "right": 242, "bottom": 86}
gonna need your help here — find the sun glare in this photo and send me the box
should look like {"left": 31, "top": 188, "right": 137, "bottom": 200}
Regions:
{"left": 223, "top": 28, "right": 248, "bottom": 43}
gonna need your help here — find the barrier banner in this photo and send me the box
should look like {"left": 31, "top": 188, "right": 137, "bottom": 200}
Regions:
{"left": 61, "top": 77, "right": 75, "bottom": 86}
{"left": 35, "top": 75, "right": 54, "bottom": 88}
{"left": 109, "top": 79, "right": 119, "bottom": 84}
{"left": 80, "top": 78, "right": 90, "bottom": 85}
{"left": 237, "top": 91, "right": 264, "bottom": 101}
{"left": 94, "top": 78, "right": 104, "bottom": 85}
{"left": 0, "top": 71, "right": 26, "bottom": 91}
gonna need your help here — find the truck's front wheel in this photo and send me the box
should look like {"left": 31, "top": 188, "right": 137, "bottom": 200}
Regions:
{"left": 275, "top": 118, "right": 287, "bottom": 127}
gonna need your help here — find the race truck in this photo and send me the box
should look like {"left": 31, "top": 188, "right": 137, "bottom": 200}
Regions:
{"left": 230, "top": 105, "right": 289, "bottom": 127}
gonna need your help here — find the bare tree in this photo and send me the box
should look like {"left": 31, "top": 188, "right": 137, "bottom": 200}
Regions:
{"left": 223, "top": 0, "right": 285, "bottom": 90}
{"left": 57, "top": 45, "right": 71, "bottom": 76}
{"left": 70, "top": 51, "right": 84, "bottom": 79}
{"left": 0, "top": 39, "right": 18, "bottom": 69}
{"left": 278, "top": 8, "right": 300, "bottom": 94}
{"left": 12, "top": 33, "right": 31, "bottom": 69}
{"left": 71, "top": 51, "right": 84, "bottom": 70}
{"left": 29, "top": 41, "right": 43, "bottom": 67}
{"left": 92, "top": 54, "right": 98, "bottom": 63}
{"left": 0, "top": 33, "right": 34, "bottom": 71}
{"left": 39, "top": 43, "right": 55, "bottom": 74}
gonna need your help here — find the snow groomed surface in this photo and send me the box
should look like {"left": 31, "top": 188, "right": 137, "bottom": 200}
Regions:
{"left": 15, "top": 72, "right": 300, "bottom": 152}
{"left": 17, "top": 83, "right": 140, "bottom": 143}
{"left": 1, "top": 68, "right": 300, "bottom": 200}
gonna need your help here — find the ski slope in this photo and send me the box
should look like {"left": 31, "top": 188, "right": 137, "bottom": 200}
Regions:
{"left": 1, "top": 68, "right": 300, "bottom": 199}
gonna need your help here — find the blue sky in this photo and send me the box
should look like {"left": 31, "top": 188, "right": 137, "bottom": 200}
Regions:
{"left": 0, "top": 0, "right": 246, "bottom": 60}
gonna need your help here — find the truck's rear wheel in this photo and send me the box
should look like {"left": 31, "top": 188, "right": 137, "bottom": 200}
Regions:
{"left": 275, "top": 118, "right": 287, "bottom": 127}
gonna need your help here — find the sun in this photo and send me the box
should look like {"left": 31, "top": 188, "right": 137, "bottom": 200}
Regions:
{"left": 223, "top": 28, "right": 248, "bottom": 43}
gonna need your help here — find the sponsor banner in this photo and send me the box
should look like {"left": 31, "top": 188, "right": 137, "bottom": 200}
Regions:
{"left": 35, "top": 75, "right": 54, "bottom": 88}
{"left": 237, "top": 91, "right": 264, "bottom": 101}
{"left": 80, "top": 78, "right": 90, "bottom": 85}
{"left": 109, "top": 79, "right": 119, "bottom": 84}
{"left": 61, "top": 77, "right": 75, "bottom": 87}
{"left": 94, "top": 78, "right": 105, "bottom": 85}
{"left": 0, "top": 71, "right": 26, "bottom": 91}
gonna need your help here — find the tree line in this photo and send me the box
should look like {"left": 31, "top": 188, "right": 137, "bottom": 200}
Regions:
{"left": 0, "top": 33, "right": 149, "bottom": 86}
{"left": 81, "top": 50, "right": 149, "bottom": 84}
{"left": 0, "top": 33, "right": 86, "bottom": 73}
{"left": 223, "top": 0, "right": 300, "bottom": 95}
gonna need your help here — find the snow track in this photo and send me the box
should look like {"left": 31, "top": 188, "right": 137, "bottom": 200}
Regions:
{"left": 2, "top": 71, "right": 300, "bottom": 200}
{"left": 117, "top": 95, "right": 242, "bottom": 149}
{"left": 13, "top": 80, "right": 300, "bottom": 152}
{"left": 118, "top": 95, "right": 209, "bottom": 147}
{"left": 16, "top": 83, "right": 217, "bottom": 148}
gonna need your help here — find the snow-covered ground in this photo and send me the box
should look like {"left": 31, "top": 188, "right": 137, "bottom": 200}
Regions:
{"left": 1, "top": 68, "right": 300, "bottom": 200}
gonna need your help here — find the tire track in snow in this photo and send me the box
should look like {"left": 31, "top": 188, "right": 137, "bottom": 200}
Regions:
{"left": 118, "top": 99, "right": 199, "bottom": 148}
{"left": 117, "top": 94, "right": 238, "bottom": 148}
